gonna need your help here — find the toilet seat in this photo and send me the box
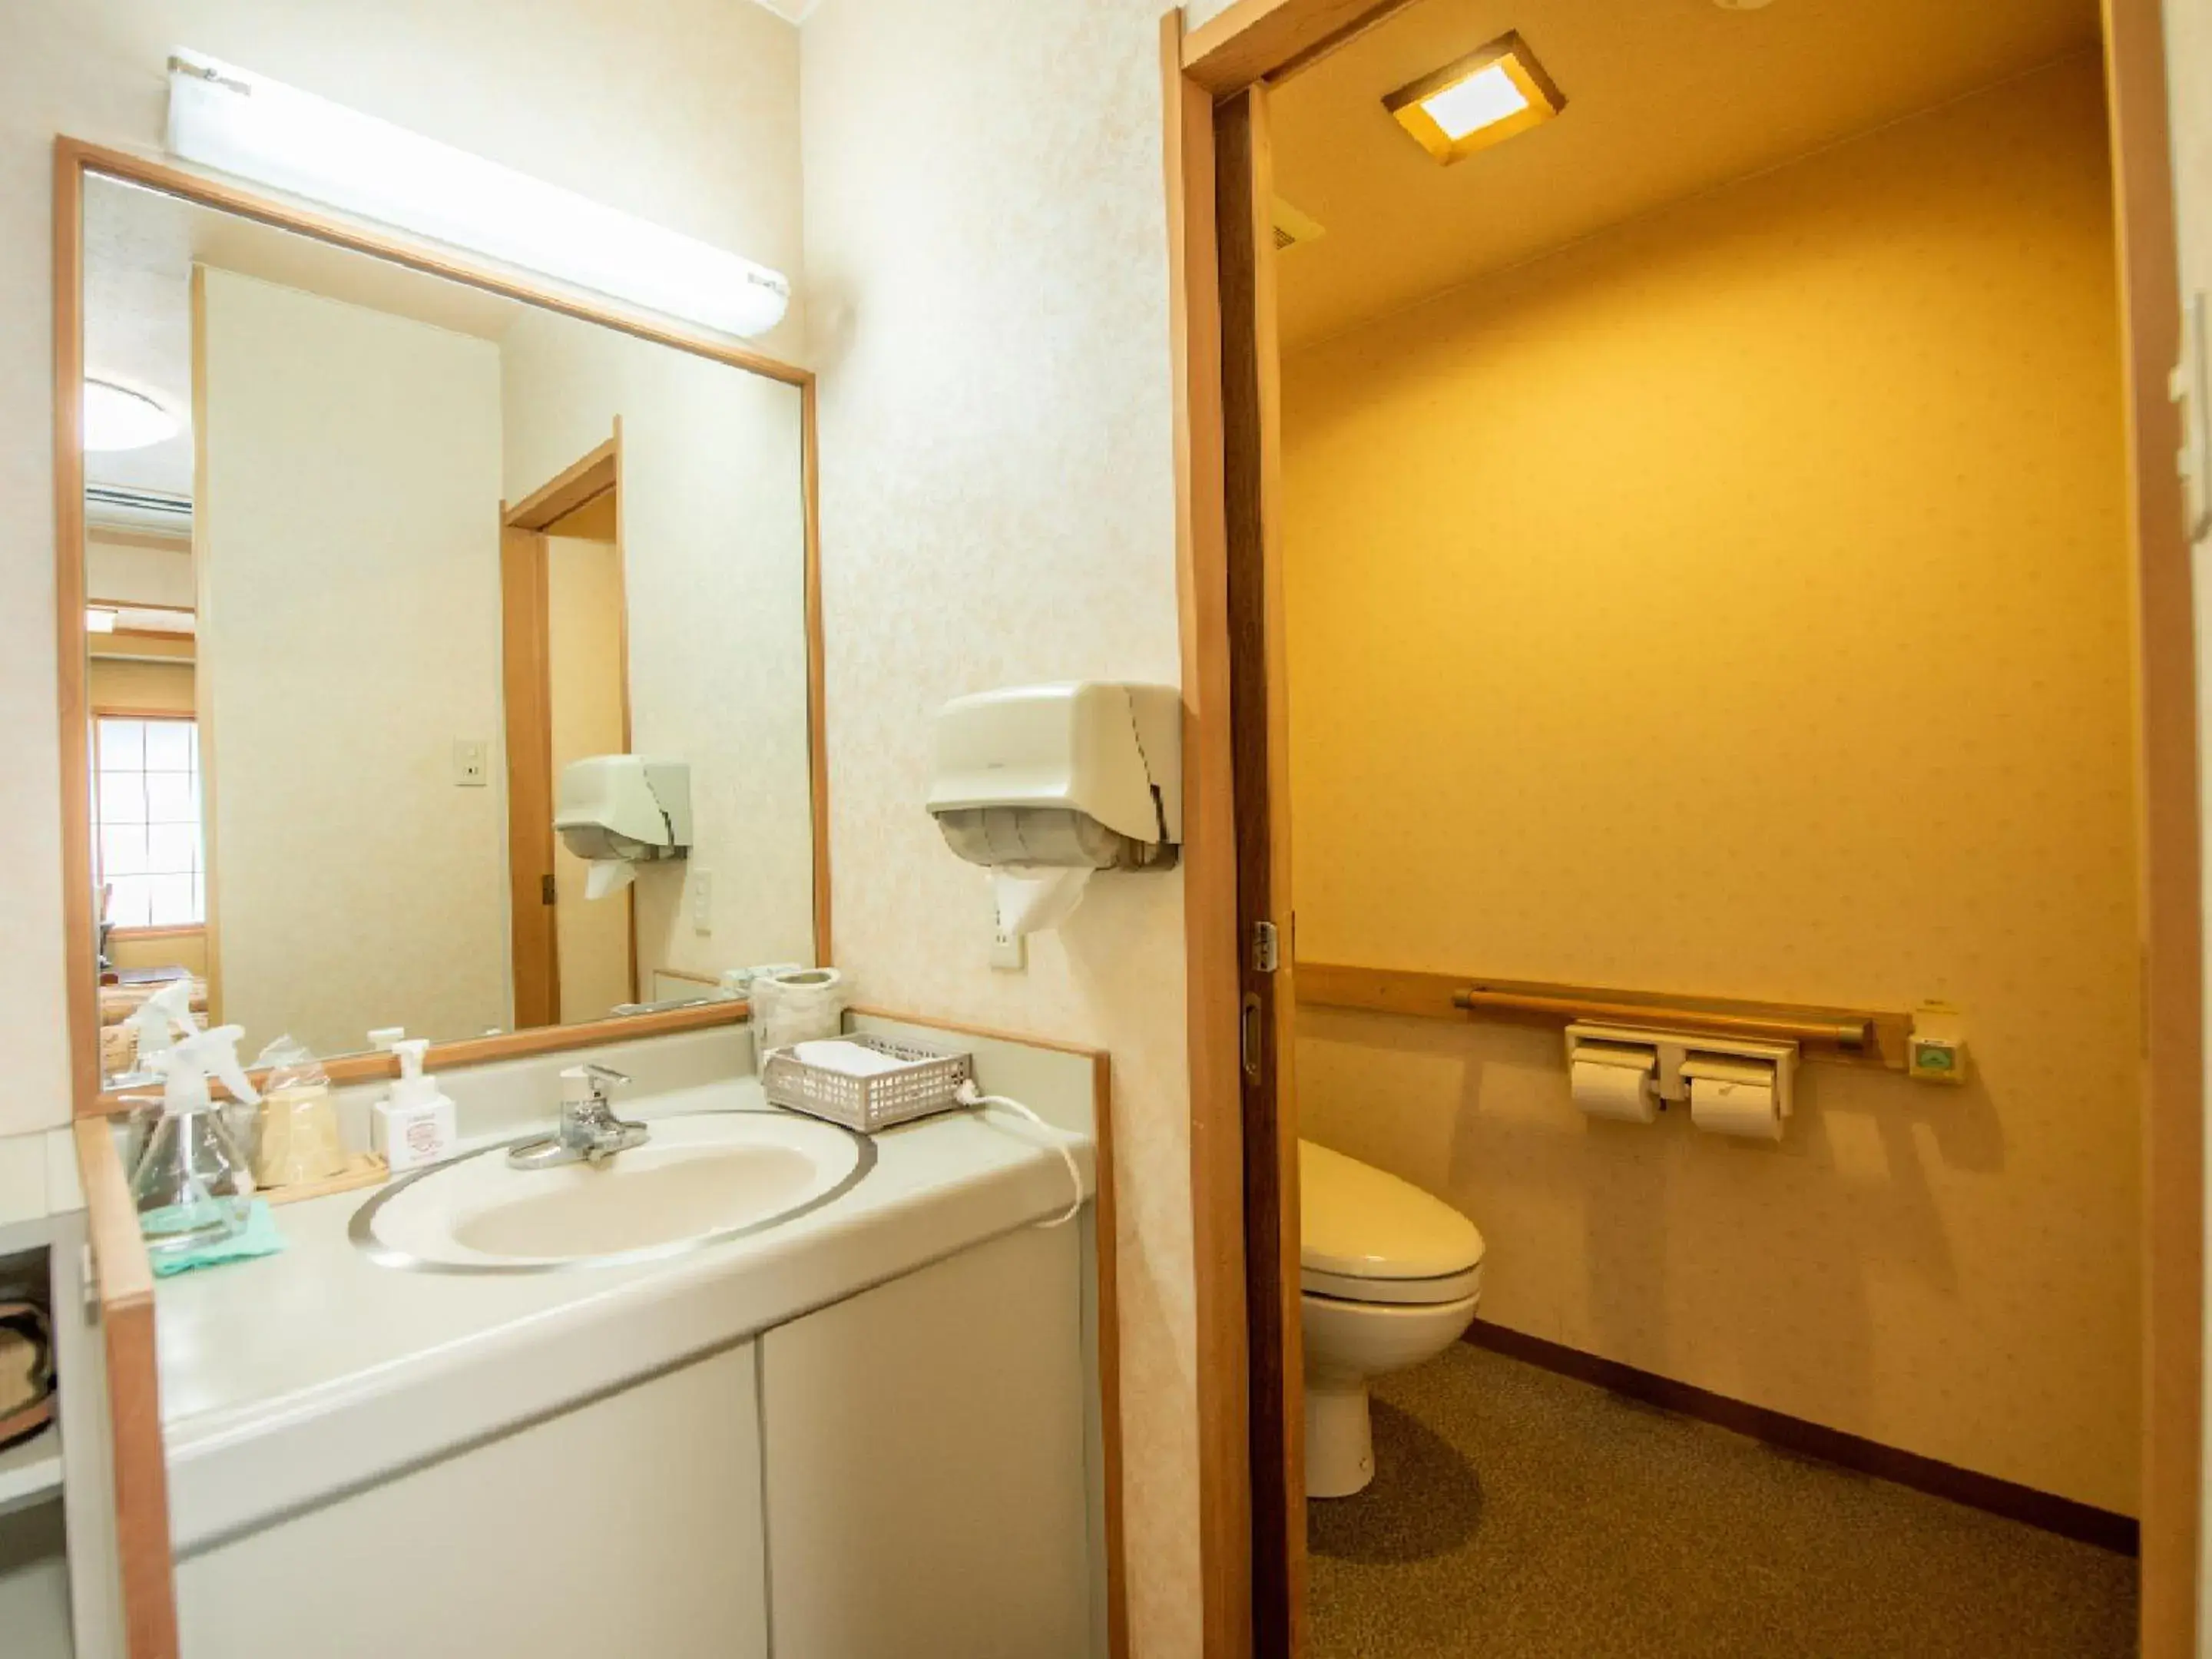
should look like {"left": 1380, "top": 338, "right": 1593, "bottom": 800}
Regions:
{"left": 1299, "top": 1141, "right": 1485, "bottom": 1307}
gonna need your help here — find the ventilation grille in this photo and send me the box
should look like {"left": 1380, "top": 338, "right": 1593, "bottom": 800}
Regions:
{"left": 1271, "top": 197, "right": 1326, "bottom": 253}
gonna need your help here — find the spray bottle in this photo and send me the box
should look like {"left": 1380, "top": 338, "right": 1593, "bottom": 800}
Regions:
{"left": 131, "top": 1024, "right": 260, "bottom": 1257}
{"left": 123, "top": 979, "right": 200, "bottom": 1079}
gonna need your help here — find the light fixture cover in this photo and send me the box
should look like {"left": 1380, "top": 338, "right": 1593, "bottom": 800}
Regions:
{"left": 1386, "top": 31, "right": 1565, "bottom": 165}
{"left": 84, "top": 608, "right": 118, "bottom": 634}
{"left": 83, "top": 380, "right": 180, "bottom": 452}
{"left": 166, "top": 51, "right": 791, "bottom": 340}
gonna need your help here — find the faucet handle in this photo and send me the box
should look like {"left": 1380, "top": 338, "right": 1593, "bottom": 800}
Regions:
{"left": 559, "top": 1061, "right": 632, "bottom": 1104}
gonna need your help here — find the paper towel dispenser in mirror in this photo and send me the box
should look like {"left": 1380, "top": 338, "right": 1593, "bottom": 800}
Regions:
{"left": 555, "top": 757, "right": 691, "bottom": 899}
{"left": 928, "top": 683, "right": 1183, "bottom": 873}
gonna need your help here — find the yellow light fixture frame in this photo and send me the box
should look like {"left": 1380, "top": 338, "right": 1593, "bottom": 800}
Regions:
{"left": 1384, "top": 31, "right": 1565, "bottom": 166}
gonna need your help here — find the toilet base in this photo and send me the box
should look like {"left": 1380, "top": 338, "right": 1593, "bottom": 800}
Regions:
{"left": 1304, "top": 1373, "right": 1375, "bottom": 1498}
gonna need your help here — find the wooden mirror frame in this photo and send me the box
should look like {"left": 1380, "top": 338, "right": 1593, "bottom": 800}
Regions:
{"left": 53, "top": 136, "right": 833, "bottom": 1118}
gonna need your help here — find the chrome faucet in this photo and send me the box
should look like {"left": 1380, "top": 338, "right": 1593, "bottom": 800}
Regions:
{"left": 507, "top": 1063, "right": 647, "bottom": 1170}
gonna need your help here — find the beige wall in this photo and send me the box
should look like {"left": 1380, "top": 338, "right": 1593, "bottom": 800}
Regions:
{"left": 200, "top": 267, "right": 508, "bottom": 1058}
{"left": 1282, "top": 58, "right": 2141, "bottom": 1512}
{"left": 86, "top": 534, "right": 193, "bottom": 608}
{"left": 0, "top": 0, "right": 803, "bottom": 1137}
{"left": 499, "top": 306, "right": 817, "bottom": 987}
{"left": 800, "top": 1, "right": 1197, "bottom": 1650}
{"left": 88, "top": 655, "right": 193, "bottom": 716}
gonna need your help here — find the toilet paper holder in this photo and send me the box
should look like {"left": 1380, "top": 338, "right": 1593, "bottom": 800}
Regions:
{"left": 1565, "top": 1022, "right": 1797, "bottom": 1120}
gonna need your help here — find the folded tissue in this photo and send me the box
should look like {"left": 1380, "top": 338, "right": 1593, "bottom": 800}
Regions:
{"left": 790, "top": 1039, "right": 912, "bottom": 1078}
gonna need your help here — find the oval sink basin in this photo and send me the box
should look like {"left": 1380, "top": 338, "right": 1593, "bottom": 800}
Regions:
{"left": 353, "top": 1111, "right": 874, "bottom": 1273}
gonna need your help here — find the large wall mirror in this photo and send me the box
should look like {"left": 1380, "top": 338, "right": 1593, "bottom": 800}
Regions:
{"left": 61, "top": 151, "right": 826, "bottom": 1104}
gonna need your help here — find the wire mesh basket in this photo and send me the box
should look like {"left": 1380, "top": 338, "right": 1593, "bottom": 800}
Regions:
{"left": 760, "top": 1034, "right": 975, "bottom": 1134}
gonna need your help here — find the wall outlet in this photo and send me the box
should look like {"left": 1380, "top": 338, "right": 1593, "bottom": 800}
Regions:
{"left": 989, "top": 920, "right": 1027, "bottom": 972}
{"left": 688, "top": 869, "right": 713, "bottom": 935}
{"left": 451, "top": 739, "right": 488, "bottom": 787}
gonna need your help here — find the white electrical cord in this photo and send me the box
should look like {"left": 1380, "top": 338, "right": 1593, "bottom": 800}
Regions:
{"left": 956, "top": 1080, "right": 1085, "bottom": 1228}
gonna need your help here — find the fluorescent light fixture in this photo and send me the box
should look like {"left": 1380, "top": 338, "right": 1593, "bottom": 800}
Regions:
{"left": 85, "top": 608, "right": 118, "bottom": 634}
{"left": 166, "top": 51, "right": 791, "bottom": 339}
{"left": 1386, "top": 32, "right": 1565, "bottom": 165}
{"left": 83, "top": 380, "right": 180, "bottom": 452}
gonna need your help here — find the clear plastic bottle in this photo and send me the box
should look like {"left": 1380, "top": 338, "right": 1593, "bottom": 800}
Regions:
{"left": 131, "top": 1024, "right": 261, "bottom": 1258}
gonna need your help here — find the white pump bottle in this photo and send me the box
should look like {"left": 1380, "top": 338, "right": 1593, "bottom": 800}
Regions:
{"left": 372, "top": 1038, "right": 456, "bottom": 1171}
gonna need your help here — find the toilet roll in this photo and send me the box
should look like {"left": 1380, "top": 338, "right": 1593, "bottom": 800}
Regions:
{"left": 584, "top": 859, "right": 635, "bottom": 900}
{"left": 1571, "top": 1055, "right": 1658, "bottom": 1124}
{"left": 992, "top": 866, "right": 1092, "bottom": 937}
{"left": 1687, "top": 1061, "right": 1783, "bottom": 1142}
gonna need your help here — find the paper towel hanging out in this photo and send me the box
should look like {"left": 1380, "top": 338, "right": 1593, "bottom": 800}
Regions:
{"left": 926, "top": 683, "right": 1183, "bottom": 937}
{"left": 555, "top": 756, "right": 692, "bottom": 899}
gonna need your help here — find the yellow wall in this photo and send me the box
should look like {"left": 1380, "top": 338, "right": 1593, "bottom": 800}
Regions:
{"left": 1281, "top": 55, "right": 2141, "bottom": 1511}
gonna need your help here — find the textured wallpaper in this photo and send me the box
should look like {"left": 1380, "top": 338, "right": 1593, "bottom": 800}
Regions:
{"left": 800, "top": 2, "right": 1200, "bottom": 1651}
{"left": 1283, "top": 57, "right": 2143, "bottom": 1512}
{"left": 500, "top": 308, "right": 819, "bottom": 987}
{"left": 200, "top": 268, "right": 512, "bottom": 1059}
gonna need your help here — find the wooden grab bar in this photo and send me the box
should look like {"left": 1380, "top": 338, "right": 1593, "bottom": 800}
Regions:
{"left": 1451, "top": 987, "right": 1870, "bottom": 1049}
{"left": 1295, "top": 962, "right": 1910, "bottom": 1069}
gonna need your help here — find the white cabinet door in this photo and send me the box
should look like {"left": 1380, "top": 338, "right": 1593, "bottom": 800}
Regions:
{"left": 175, "top": 1339, "right": 768, "bottom": 1659}
{"left": 761, "top": 1224, "right": 1091, "bottom": 1658}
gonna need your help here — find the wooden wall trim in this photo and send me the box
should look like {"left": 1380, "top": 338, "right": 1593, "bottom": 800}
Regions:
{"left": 1467, "top": 1320, "right": 2141, "bottom": 1556}
{"left": 93, "top": 997, "right": 748, "bottom": 1114}
{"left": 801, "top": 376, "right": 836, "bottom": 966}
{"left": 55, "top": 141, "right": 100, "bottom": 1116}
{"left": 1164, "top": 12, "right": 1257, "bottom": 1657}
{"left": 73, "top": 1117, "right": 179, "bottom": 1659}
{"left": 2099, "top": 0, "right": 2204, "bottom": 1649}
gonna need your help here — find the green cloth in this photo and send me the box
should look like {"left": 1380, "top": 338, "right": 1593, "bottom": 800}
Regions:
{"left": 147, "top": 1199, "right": 286, "bottom": 1278}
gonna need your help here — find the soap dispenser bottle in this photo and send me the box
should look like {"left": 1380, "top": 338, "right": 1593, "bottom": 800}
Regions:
{"left": 372, "top": 1039, "right": 456, "bottom": 1172}
{"left": 131, "top": 1024, "right": 260, "bottom": 1258}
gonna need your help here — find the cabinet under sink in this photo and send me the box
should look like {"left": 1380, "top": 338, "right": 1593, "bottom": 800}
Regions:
{"left": 172, "top": 1224, "right": 1093, "bottom": 1659}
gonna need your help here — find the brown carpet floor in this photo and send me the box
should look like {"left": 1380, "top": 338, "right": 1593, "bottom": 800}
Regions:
{"left": 1308, "top": 1345, "right": 2136, "bottom": 1658}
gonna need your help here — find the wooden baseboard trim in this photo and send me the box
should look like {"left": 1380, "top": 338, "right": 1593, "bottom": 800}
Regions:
{"left": 1465, "top": 1320, "right": 2139, "bottom": 1556}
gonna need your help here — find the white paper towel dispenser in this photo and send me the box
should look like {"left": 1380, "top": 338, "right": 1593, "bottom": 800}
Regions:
{"left": 927, "top": 682, "right": 1181, "bottom": 938}
{"left": 555, "top": 756, "right": 691, "bottom": 899}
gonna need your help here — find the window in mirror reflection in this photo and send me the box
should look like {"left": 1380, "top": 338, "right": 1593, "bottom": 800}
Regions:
{"left": 94, "top": 714, "right": 205, "bottom": 930}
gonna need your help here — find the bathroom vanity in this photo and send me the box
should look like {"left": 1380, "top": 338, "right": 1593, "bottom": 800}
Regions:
{"left": 151, "top": 1022, "right": 1109, "bottom": 1659}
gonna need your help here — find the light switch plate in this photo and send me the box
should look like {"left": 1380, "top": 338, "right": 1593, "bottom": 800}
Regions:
{"left": 688, "top": 869, "right": 713, "bottom": 935}
{"left": 452, "top": 739, "right": 488, "bottom": 787}
{"left": 989, "top": 919, "right": 1027, "bottom": 972}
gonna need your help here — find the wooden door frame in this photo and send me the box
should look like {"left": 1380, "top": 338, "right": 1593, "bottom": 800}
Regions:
{"left": 1164, "top": 1, "right": 2204, "bottom": 1654}
{"left": 502, "top": 429, "right": 641, "bottom": 1025}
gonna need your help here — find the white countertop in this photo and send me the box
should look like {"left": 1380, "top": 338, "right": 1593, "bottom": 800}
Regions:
{"left": 155, "top": 1074, "right": 1092, "bottom": 1557}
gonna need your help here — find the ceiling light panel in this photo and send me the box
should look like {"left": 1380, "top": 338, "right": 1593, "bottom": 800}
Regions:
{"left": 1385, "top": 31, "right": 1565, "bottom": 165}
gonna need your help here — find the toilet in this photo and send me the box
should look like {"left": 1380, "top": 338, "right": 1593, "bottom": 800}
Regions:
{"left": 1300, "top": 1140, "right": 1485, "bottom": 1498}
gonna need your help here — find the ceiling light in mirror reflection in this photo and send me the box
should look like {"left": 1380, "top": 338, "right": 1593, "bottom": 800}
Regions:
{"left": 84, "top": 379, "right": 180, "bottom": 452}
{"left": 1422, "top": 65, "right": 1530, "bottom": 141}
